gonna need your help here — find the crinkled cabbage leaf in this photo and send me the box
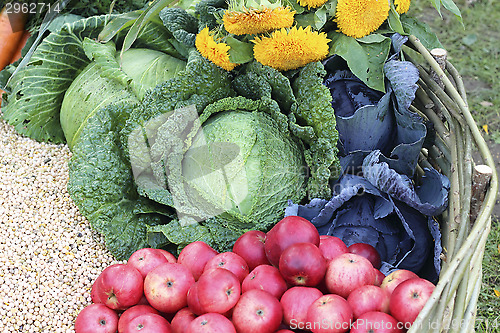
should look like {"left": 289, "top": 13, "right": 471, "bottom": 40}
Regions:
{"left": 68, "top": 51, "right": 236, "bottom": 258}
{"left": 233, "top": 60, "right": 341, "bottom": 199}
{"left": 67, "top": 102, "right": 166, "bottom": 259}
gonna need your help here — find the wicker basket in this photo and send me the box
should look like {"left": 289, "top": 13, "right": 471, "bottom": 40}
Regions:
{"left": 403, "top": 36, "right": 498, "bottom": 332}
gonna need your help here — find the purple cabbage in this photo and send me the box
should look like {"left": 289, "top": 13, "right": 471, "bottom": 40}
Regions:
{"left": 285, "top": 162, "right": 448, "bottom": 281}
{"left": 289, "top": 41, "right": 450, "bottom": 281}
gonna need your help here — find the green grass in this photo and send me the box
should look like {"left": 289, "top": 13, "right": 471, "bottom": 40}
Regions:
{"left": 408, "top": 0, "right": 500, "bottom": 330}
{"left": 476, "top": 217, "right": 500, "bottom": 332}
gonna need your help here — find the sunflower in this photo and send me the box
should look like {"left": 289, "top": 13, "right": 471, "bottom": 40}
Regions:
{"left": 297, "top": 0, "right": 329, "bottom": 9}
{"left": 252, "top": 26, "right": 330, "bottom": 71}
{"left": 223, "top": 6, "right": 295, "bottom": 35}
{"left": 394, "top": 0, "right": 410, "bottom": 14}
{"left": 335, "top": 0, "right": 390, "bottom": 38}
{"left": 195, "top": 27, "right": 237, "bottom": 71}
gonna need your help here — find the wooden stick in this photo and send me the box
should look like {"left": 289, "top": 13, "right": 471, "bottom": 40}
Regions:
{"left": 455, "top": 129, "right": 473, "bottom": 255}
{"left": 470, "top": 164, "right": 493, "bottom": 223}
{"left": 461, "top": 275, "right": 481, "bottom": 333}
{"left": 430, "top": 48, "right": 448, "bottom": 89}
{"left": 446, "top": 61, "right": 468, "bottom": 107}
{"left": 416, "top": 87, "right": 435, "bottom": 109}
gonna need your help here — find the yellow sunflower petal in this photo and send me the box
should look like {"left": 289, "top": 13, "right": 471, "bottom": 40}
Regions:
{"left": 195, "top": 27, "right": 237, "bottom": 71}
{"left": 252, "top": 26, "right": 330, "bottom": 71}
{"left": 223, "top": 7, "right": 295, "bottom": 35}
{"left": 336, "top": 0, "right": 390, "bottom": 38}
{"left": 297, "top": 0, "right": 329, "bottom": 9}
{"left": 394, "top": 0, "right": 411, "bottom": 14}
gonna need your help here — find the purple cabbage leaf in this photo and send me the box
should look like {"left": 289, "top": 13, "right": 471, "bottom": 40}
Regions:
{"left": 362, "top": 150, "right": 450, "bottom": 216}
{"left": 323, "top": 55, "right": 426, "bottom": 177}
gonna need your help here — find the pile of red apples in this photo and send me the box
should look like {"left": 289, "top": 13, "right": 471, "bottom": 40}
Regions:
{"left": 75, "top": 216, "right": 436, "bottom": 333}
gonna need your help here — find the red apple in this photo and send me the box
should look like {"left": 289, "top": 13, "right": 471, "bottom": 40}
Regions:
{"left": 389, "top": 278, "right": 435, "bottom": 326}
{"left": 348, "top": 243, "right": 382, "bottom": 269}
{"left": 280, "top": 286, "right": 323, "bottom": 327}
{"left": 177, "top": 241, "right": 218, "bottom": 280}
{"left": 121, "top": 313, "right": 172, "bottom": 332}
{"left": 319, "top": 235, "right": 348, "bottom": 262}
{"left": 197, "top": 268, "right": 241, "bottom": 314}
{"left": 264, "top": 216, "right": 320, "bottom": 267}
{"left": 204, "top": 252, "right": 249, "bottom": 283}
{"left": 91, "top": 274, "right": 103, "bottom": 304}
{"left": 96, "top": 264, "right": 144, "bottom": 310}
{"left": 325, "top": 253, "right": 375, "bottom": 298}
{"left": 187, "top": 282, "right": 204, "bottom": 315}
{"left": 144, "top": 263, "right": 195, "bottom": 313}
{"left": 186, "top": 313, "right": 236, "bottom": 333}
{"left": 380, "top": 269, "right": 419, "bottom": 296}
{"left": 171, "top": 307, "right": 197, "bottom": 333}
{"left": 242, "top": 265, "right": 287, "bottom": 299}
{"left": 232, "top": 289, "right": 283, "bottom": 333}
{"left": 373, "top": 269, "right": 385, "bottom": 287}
{"left": 74, "top": 303, "right": 118, "bottom": 333}
{"left": 127, "top": 248, "right": 170, "bottom": 278}
{"left": 232, "top": 230, "right": 269, "bottom": 270}
{"left": 306, "top": 294, "right": 353, "bottom": 333}
{"left": 279, "top": 242, "right": 327, "bottom": 287}
{"left": 350, "top": 311, "right": 402, "bottom": 333}
{"left": 347, "top": 285, "right": 390, "bottom": 319}
{"left": 156, "top": 249, "right": 177, "bottom": 263}
{"left": 118, "top": 304, "right": 159, "bottom": 332}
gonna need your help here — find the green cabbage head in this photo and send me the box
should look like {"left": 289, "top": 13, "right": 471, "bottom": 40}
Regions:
{"left": 61, "top": 41, "right": 186, "bottom": 149}
{"left": 181, "top": 101, "right": 308, "bottom": 228}
{"left": 129, "top": 96, "right": 308, "bottom": 246}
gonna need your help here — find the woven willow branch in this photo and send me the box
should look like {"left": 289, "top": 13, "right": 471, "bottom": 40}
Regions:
{"left": 405, "top": 35, "right": 498, "bottom": 333}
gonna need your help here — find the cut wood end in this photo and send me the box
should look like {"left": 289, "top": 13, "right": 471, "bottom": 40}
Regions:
{"left": 431, "top": 48, "right": 448, "bottom": 57}
{"left": 474, "top": 164, "right": 493, "bottom": 175}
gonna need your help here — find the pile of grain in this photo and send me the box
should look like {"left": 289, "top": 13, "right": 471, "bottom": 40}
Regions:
{"left": 0, "top": 119, "right": 120, "bottom": 332}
